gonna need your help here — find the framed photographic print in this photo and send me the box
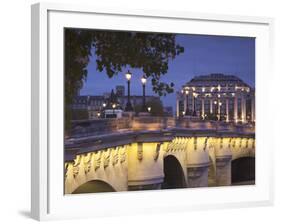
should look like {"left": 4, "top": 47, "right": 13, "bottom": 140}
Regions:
{"left": 31, "top": 2, "right": 274, "bottom": 221}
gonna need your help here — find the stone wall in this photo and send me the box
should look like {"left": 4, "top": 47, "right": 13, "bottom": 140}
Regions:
{"left": 69, "top": 117, "right": 255, "bottom": 138}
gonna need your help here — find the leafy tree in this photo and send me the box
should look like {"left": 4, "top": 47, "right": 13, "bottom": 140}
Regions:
{"left": 133, "top": 99, "right": 164, "bottom": 117}
{"left": 146, "top": 99, "right": 164, "bottom": 117}
{"left": 65, "top": 29, "right": 184, "bottom": 129}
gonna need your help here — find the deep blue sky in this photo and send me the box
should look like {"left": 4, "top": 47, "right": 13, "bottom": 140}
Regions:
{"left": 80, "top": 33, "right": 255, "bottom": 110}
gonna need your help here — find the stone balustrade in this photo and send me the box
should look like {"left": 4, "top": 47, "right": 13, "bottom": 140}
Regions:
{"left": 69, "top": 117, "right": 255, "bottom": 138}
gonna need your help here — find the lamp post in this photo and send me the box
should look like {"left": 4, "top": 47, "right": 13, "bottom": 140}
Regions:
{"left": 141, "top": 75, "right": 147, "bottom": 112}
{"left": 192, "top": 92, "right": 197, "bottom": 116}
{"left": 112, "top": 103, "right": 116, "bottom": 118}
{"left": 101, "top": 103, "right": 106, "bottom": 118}
{"left": 218, "top": 101, "right": 222, "bottom": 121}
{"left": 213, "top": 100, "right": 217, "bottom": 120}
{"left": 125, "top": 70, "right": 133, "bottom": 111}
{"left": 185, "top": 90, "right": 189, "bottom": 115}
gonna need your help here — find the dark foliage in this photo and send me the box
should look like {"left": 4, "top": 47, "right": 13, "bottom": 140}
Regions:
{"left": 64, "top": 29, "right": 184, "bottom": 129}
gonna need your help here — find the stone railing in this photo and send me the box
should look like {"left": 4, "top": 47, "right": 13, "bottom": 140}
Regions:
{"left": 69, "top": 117, "right": 255, "bottom": 138}
{"left": 71, "top": 117, "right": 132, "bottom": 137}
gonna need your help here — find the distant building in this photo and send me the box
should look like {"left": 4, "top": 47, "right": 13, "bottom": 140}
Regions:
{"left": 71, "top": 95, "right": 105, "bottom": 119}
{"left": 176, "top": 73, "right": 255, "bottom": 123}
{"left": 163, "top": 106, "right": 173, "bottom": 117}
{"left": 115, "top": 85, "right": 125, "bottom": 97}
{"left": 71, "top": 85, "right": 161, "bottom": 119}
{"left": 103, "top": 89, "right": 123, "bottom": 118}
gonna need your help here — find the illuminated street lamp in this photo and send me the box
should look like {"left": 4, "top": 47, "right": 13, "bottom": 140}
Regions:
{"left": 185, "top": 90, "right": 189, "bottom": 115}
{"left": 147, "top": 107, "right": 151, "bottom": 113}
{"left": 141, "top": 75, "right": 147, "bottom": 112}
{"left": 112, "top": 103, "right": 116, "bottom": 117}
{"left": 218, "top": 101, "right": 222, "bottom": 121}
{"left": 192, "top": 92, "right": 197, "bottom": 116}
{"left": 102, "top": 103, "right": 106, "bottom": 108}
{"left": 125, "top": 70, "right": 133, "bottom": 111}
{"left": 213, "top": 100, "right": 218, "bottom": 118}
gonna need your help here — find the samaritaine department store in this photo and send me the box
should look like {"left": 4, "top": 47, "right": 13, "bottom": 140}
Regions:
{"left": 176, "top": 73, "right": 255, "bottom": 123}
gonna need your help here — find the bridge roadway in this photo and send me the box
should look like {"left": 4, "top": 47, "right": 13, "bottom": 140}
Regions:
{"left": 64, "top": 117, "right": 255, "bottom": 194}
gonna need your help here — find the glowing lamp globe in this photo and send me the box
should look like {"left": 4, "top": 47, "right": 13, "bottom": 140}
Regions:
{"left": 125, "top": 71, "right": 132, "bottom": 81}
{"left": 141, "top": 76, "right": 147, "bottom": 85}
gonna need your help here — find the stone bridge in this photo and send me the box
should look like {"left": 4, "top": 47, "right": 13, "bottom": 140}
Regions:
{"left": 64, "top": 117, "right": 255, "bottom": 194}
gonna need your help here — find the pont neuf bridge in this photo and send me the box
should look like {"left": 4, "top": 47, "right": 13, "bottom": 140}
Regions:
{"left": 64, "top": 117, "right": 255, "bottom": 194}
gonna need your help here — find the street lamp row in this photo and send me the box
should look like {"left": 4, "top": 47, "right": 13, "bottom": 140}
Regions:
{"left": 101, "top": 71, "right": 149, "bottom": 115}
{"left": 125, "top": 70, "right": 148, "bottom": 112}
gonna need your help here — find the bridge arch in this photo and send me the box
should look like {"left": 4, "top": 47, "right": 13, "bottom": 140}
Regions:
{"left": 162, "top": 155, "right": 187, "bottom": 189}
{"left": 72, "top": 179, "right": 116, "bottom": 194}
{"left": 231, "top": 156, "right": 255, "bottom": 184}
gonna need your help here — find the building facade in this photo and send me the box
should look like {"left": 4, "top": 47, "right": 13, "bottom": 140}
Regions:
{"left": 71, "top": 85, "right": 161, "bottom": 119}
{"left": 176, "top": 73, "right": 255, "bottom": 123}
{"left": 71, "top": 95, "right": 105, "bottom": 119}
{"left": 163, "top": 106, "right": 174, "bottom": 117}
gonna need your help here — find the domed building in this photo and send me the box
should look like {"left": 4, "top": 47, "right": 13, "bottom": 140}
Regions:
{"left": 176, "top": 73, "right": 255, "bottom": 123}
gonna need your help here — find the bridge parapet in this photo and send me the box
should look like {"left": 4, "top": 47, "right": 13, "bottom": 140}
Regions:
{"left": 71, "top": 117, "right": 132, "bottom": 137}
{"left": 69, "top": 117, "right": 255, "bottom": 138}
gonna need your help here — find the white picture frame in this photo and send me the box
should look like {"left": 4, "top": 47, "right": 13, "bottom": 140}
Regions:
{"left": 31, "top": 2, "right": 274, "bottom": 221}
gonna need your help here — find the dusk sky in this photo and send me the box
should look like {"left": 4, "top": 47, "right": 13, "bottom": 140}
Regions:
{"left": 80, "top": 33, "right": 255, "bottom": 110}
